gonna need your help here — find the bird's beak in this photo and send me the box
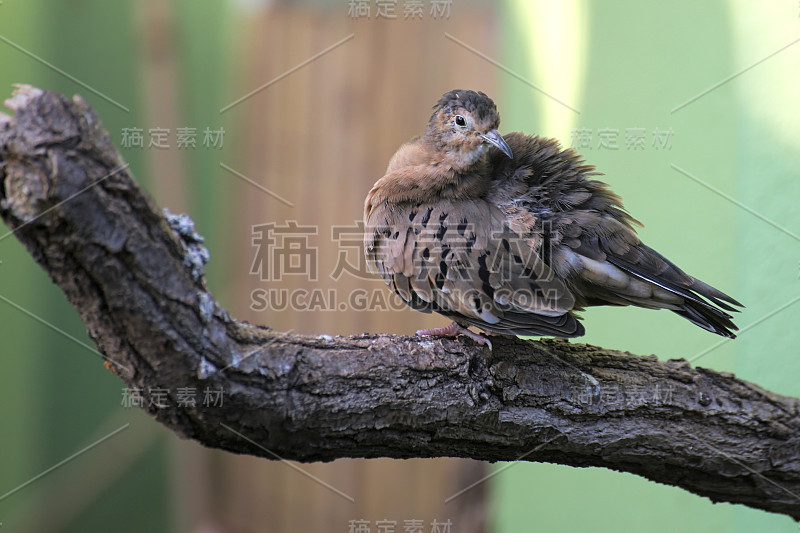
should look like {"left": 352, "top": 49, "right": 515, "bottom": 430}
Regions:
{"left": 480, "top": 129, "right": 513, "bottom": 159}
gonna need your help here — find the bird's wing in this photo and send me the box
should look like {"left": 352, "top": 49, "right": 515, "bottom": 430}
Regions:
{"left": 365, "top": 198, "right": 584, "bottom": 337}
{"left": 550, "top": 193, "right": 742, "bottom": 336}
{"left": 486, "top": 133, "right": 741, "bottom": 337}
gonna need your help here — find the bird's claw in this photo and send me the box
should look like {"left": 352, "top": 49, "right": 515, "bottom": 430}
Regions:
{"left": 416, "top": 321, "right": 493, "bottom": 350}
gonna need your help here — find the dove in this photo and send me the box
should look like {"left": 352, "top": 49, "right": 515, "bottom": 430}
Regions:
{"left": 364, "top": 89, "right": 741, "bottom": 348}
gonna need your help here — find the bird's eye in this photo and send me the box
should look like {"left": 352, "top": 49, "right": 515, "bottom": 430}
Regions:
{"left": 454, "top": 115, "right": 467, "bottom": 127}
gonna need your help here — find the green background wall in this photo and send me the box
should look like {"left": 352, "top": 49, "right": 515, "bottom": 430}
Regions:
{"left": 493, "top": 1, "right": 799, "bottom": 531}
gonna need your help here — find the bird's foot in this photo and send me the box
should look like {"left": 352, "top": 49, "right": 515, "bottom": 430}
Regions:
{"left": 416, "top": 321, "right": 493, "bottom": 350}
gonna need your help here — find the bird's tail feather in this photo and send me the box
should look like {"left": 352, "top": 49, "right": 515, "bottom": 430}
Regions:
{"left": 674, "top": 299, "right": 738, "bottom": 338}
{"left": 606, "top": 255, "right": 742, "bottom": 338}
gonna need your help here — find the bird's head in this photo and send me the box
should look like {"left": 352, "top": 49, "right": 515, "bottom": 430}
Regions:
{"left": 424, "top": 89, "right": 513, "bottom": 171}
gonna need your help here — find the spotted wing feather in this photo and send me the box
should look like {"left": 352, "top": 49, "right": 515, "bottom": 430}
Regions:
{"left": 365, "top": 198, "right": 584, "bottom": 337}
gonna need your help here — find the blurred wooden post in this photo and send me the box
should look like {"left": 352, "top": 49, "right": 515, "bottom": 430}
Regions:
{"left": 135, "top": 0, "right": 190, "bottom": 212}
{"left": 176, "top": 3, "right": 501, "bottom": 532}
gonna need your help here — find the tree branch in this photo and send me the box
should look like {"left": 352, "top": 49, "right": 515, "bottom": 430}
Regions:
{"left": 1, "top": 86, "right": 799, "bottom": 519}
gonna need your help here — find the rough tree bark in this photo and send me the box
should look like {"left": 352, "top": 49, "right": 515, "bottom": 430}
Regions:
{"left": 1, "top": 86, "right": 798, "bottom": 519}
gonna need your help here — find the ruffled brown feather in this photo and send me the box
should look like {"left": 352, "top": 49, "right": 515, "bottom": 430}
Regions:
{"left": 364, "top": 91, "right": 741, "bottom": 339}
